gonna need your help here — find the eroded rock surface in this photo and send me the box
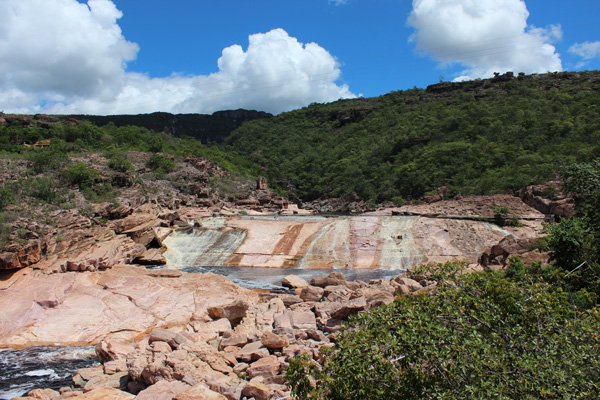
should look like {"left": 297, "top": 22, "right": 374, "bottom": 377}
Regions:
{"left": 0, "top": 265, "right": 256, "bottom": 348}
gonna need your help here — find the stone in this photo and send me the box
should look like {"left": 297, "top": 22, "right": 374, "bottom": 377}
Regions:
{"left": 25, "top": 389, "right": 59, "bottom": 399}
{"left": 174, "top": 384, "right": 228, "bottom": 400}
{"left": 394, "top": 284, "right": 412, "bottom": 296}
{"left": 104, "top": 359, "right": 127, "bottom": 374}
{"left": 392, "top": 277, "right": 424, "bottom": 292}
{"left": 135, "top": 380, "right": 191, "bottom": 400}
{"left": 149, "top": 329, "right": 179, "bottom": 349}
{"left": 290, "top": 309, "right": 317, "bottom": 330}
{"left": 233, "top": 362, "right": 249, "bottom": 375}
{"left": 331, "top": 297, "right": 367, "bottom": 320}
{"left": 299, "top": 286, "right": 324, "bottom": 302}
{"left": 207, "top": 300, "right": 248, "bottom": 326}
{"left": 220, "top": 332, "right": 248, "bottom": 348}
{"left": 77, "top": 388, "right": 135, "bottom": 400}
{"left": 281, "top": 275, "right": 308, "bottom": 289}
{"left": 323, "top": 285, "right": 352, "bottom": 302}
{"left": 282, "top": 295, "right": 303, "bottom": 307}
{"left": 310, "top": 272, "right": 346, "bottom": 288}
{"left": 241, "top": 380, "right": 272, "bottom": 400}
{"left": 246, "top": 356, "right": 282, "bottom": 379}
{"left": 151, "top": 341, "right": 173, "bottom": 353}
{"left": 237, "top": 341, "right": 269, "bottom": 363}
{"left": 261, "top": 331, "right": 289, "bottom": 350}
{"left": 83, "top": 371, "right": 129, "bottom": 392}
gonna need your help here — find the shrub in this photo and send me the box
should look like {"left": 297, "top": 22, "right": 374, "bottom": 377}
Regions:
{"left": 22, "top": 176, "right": 62, "bottom": 204}
{"left": 287, "top": 263, "right": 600, "bottom": 400}
{"left": 107, "top": 153, "right": 134, "bottom": 173}
{"left": 26, "top": 149, "right": 64, "bottom": 174}
{"left": 146, "top": 154, "right": 175, "bottom": 175}
{"left": 62, "top": 162, "right": 99, "bottom": 188}
{"left": 0, "top": 187, "right": 15, "bottom": 210}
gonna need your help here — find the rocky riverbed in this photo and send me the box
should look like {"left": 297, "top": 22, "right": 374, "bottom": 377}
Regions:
{"left": 0, "top": 192, "right": 552, "bottom": 399}
{"left": 3, "top": 266, "right": 443, "bottom": 400}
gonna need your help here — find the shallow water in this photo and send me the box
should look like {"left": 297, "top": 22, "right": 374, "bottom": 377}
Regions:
{"left": 0, "top": 347, "right": 98, "bottom": 399}
{"left": 178, "top": 265, "right": 404, "bottom": 291}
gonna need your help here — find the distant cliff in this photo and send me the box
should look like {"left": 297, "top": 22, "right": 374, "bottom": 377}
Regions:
{"left": 66, "top": 109, "right": 272, "bottom": 143}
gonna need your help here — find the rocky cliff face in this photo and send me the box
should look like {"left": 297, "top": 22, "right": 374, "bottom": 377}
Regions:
{"left": 67, "top": 109, "right": 272, "bottom": 144}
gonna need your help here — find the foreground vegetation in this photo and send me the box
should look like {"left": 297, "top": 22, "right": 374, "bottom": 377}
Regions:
{"left": 228, "top": 71, "right": 600, "bottom": 204}
{"left": 287, "top": 159, "right": 600, "bottom": 399}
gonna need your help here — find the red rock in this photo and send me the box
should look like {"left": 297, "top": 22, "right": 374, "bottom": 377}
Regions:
{"left": 246, "top": 356, "right": 282, "bottom": 379}
{"left": 300, "top": 285, "right": 324, "bottom": 302}
{"left": 241, "top": 380, "right": 271, "bottom": 400}
{"left": 290, "top": 310, "right": 317, "bottom": 330}
{"left": 135, "top": 380, "right": 191, "bottom": 400}
{"left": 174, "top": 384, "right": 228, "bottom": 400}
{"left": 261, "top": 331, "right": 289, "bottom": 350}
{"left": 281, "top": 275, "right": 308, "bottom": 289}
{"left": 208, "top": 300, "right": 248, "bottom": 325}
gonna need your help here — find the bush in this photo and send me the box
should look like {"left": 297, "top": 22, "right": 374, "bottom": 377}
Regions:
{"left": 146, "top": 154, "right": 176, "bottom": 175}
{"left": 26, "top": 149, "right": 64, "bottom": 174}
{"left": 62, "top": 162, "right": 99, "bottom": 188}
{"left": 0, "top": 187, "right": 14, "bottom": 210}
{"left": 287, "top": 263, "right": 600, "bottom": 400}
{"left": 107, "top": 152, "right": 134, "bottom": 173}
{"left": 22, "top": 176, "right": 62, "bottom": 204}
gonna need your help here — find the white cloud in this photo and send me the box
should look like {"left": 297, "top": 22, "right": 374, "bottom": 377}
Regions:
{"left": 569, "top": 41, "right": 600, "bottom": 60}
{"left": 408, "top": 0, "right": 563, "bottom": 81}
{"left": 329, "top": 0, "right": 349, "bottom": 5}
{"left": 0, "top": 1, "right": 355, "bottom": 115}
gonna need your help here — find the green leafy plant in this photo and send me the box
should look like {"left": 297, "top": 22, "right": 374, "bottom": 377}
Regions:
{"left": 145, "top": 154, "right": 176, "bottom": 175}
{"left": 288, "top": 263, "right": 600, "bottom": 400}
{"left": 0, "top": 187, "right": 15, "bottom": 210}
{"left": 61, "top": 162, "right": 100, "bottom": 188}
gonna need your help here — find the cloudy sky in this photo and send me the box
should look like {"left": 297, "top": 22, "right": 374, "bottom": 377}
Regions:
{"left": 0, "top": 0, "right": 599, "bottom": 115}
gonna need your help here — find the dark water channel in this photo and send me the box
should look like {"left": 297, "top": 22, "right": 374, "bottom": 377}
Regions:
{"left": 0, "top": 347, "right": 98, "bottom": 399}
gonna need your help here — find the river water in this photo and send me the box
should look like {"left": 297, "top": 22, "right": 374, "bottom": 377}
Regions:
{"left": 0, "top": 347, "right": 98, "bottom": 399}
{"left": 179, "top": 265, "right": 404, "bottom": 291}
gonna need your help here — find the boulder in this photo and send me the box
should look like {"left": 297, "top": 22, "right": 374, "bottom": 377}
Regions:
{"left": 331, "top": 297, "right": 367, "bottom": 320}
{"left": 261, "top": 331, "right": 289, "bottom": 350}
{"left": 299, "top": 286, "right": 324, "bottom": 302}
{"left": 135, "top": 380, "right": 191, "bottom": 400}
{"left": 392, "top": 277, "right": 423, "bottom": 292}
{"left": 290, "top": 310, "right": 317, "bottom": 330}
{"left": 241, "top": 380, "right": 271, "bottom": 400}
{"left": 310, "top": 272, "right": 346, "bottom": 288}
{"left": 174, "top": 384, "right": 228, "bottom": 400}
{"left": 237, "top": 341, "right": 269, "bottom": 363}
{"left": 24, "top": 389, "right": 59, "bottom": 399}
{"left": 282, "top": 275, "right": 308, "bottom": 289}
{"left": 246, "top": 356, "right": 282, "bottom": 379}
{"left": 208, "top": 300, "right": 248, "bottom": 326}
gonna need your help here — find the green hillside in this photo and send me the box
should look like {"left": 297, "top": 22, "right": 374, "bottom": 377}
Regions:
{"left": 227, "top": 71, "right": 600, "bottom": 204}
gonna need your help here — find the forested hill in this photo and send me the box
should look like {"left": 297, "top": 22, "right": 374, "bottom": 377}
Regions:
{"left": 226, "top": 71, "right": 600, "bottom": 204}
{"left": 67, "top": 109, "right": 271, "bottom": 144}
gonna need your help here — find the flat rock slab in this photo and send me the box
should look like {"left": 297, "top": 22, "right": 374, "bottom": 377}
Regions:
{"left": 0, "top": 265, "right": 256, "bottom": 348}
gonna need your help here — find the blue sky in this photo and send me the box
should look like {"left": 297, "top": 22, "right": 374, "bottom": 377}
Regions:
{"left": 1, "top": 0, "right": 599, "bottom": 114}
{"left": 114, "top": 0, "right": 600, "bottom": 97}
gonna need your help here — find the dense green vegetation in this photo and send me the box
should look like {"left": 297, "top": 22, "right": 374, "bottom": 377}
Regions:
{"left": 288, "top": 262, "right": 599, "bottom": 400}
{"left": 287, "top": 159, "right": 600, "bottom": 399}
{"left": 228, "top": 71, "right": 600, "bottom": 203}
{"left": 0, "top": 119, "right": 256, "bottom": 175}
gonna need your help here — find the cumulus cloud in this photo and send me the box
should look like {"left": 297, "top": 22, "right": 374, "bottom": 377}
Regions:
{"left": 0, "top": 1, "right": 355, "bottom": 115}
{"left": 408, "top": 0, "right": 563, "bottom": 80}
{"left": 569, "top": 41, "right": 600, "bottom": 66}
{"left": 329, "top": 0, "right": 349, "bottom": 6}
